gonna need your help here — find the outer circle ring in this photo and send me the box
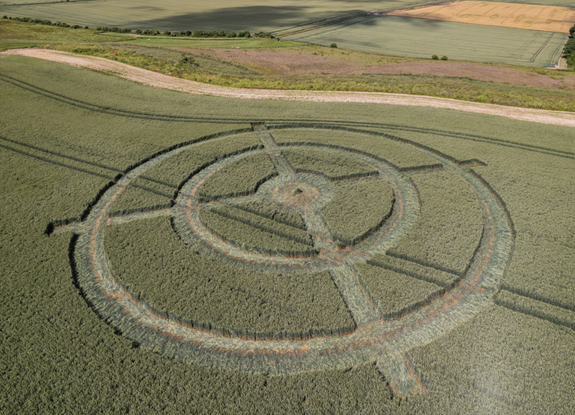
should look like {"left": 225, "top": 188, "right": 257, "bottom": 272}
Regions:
{"left": 72, "top": 125, "right": 514, "bottom": 376}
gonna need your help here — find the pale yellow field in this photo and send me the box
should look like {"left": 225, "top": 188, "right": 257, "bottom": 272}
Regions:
{"left": 389, "top": 1, "right": 575, "bottom": 33}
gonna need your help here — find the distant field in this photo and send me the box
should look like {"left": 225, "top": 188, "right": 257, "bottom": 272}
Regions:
{"left": 286, "top": 15, "right": 568, "bottom": 67}
{"left": 389, "top": 1, "right": 575, "bottom": 33}
{"left": 0, "top": 0, "right": 439, "bottom": 32}
{"left": 480, "top": 0, "right": 575, "bottom": 5}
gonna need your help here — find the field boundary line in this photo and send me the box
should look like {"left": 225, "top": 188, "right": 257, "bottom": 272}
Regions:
{"left": 2, "top": 49, "right": 575, "bottom": 127}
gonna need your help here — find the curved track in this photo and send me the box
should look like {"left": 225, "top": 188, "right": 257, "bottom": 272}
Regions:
{"left": 2, "top": 48, "right": 575, "bottom": 127}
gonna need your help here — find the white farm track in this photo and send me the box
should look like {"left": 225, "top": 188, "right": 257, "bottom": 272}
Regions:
{"left": 3, "top": 48, "right": 575, "bottom": 127}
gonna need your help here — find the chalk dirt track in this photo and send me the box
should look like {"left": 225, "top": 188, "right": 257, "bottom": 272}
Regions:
{"left": 2, "top": 48, "right": 575, "bottom": 127}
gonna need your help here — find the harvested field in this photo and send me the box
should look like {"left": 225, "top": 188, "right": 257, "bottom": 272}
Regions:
{"left": 1, "top": 53, "right": 574, "bottom": 413}
{"left": 389, "top": 1, "right": 575, "bottom": 33}
{"left": 480, "top": 0, "right": 575, "bottom": 6}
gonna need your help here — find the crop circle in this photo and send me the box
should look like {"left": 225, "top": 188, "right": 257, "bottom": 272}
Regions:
{"left": 68, "top": 124, "right": 514, "bottom": 395}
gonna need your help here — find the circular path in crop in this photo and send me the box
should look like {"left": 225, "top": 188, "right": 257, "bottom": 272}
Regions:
{"left": 59, "top": 124, "right": 515, "bottom": 398}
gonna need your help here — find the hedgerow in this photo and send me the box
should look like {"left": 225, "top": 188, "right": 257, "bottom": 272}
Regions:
{"left": 2, "top": 15, "right": 252, "bottom": 37}
{"left": 564, "top": 24, "right": 575, "bottom": 68}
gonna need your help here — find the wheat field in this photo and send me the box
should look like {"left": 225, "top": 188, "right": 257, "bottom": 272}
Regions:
{"left": 389, "top": 1, "right": 575, "bottom": 33}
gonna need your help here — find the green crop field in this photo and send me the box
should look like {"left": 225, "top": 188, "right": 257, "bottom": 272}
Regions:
{"left": 1, "top": 54, "right": 574, "bottom": 413}
{"left": 286, "top": 16, "right": 569, "bottom": 67}
{"left": 0, "top": 0, "right": 440, "bottom": 33}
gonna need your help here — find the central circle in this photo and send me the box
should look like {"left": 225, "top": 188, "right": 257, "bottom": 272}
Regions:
{"left": 257, "top": 172, "right": 335, "bottom": 212}
{"left": 274, "top": 181, "right": 320, "bottom": 209}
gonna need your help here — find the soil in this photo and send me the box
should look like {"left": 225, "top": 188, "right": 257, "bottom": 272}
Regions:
{"left": 2, "top": 48, "right": 575, "bottom": 127}
{"left": 184, "top": 48, "right": 575, "bottom": 90}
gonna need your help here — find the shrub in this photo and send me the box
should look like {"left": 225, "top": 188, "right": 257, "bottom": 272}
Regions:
{"left": 432, "top": 55, "right": 439, "bottom": 60}
{"left": 226, "top": 32, "right": 237, "bottom": 38}
{"left": 255, "top": 31, "right": 272, "bottom": 38}
{"left": 2, "top": 16, "right": 7, "bottom": 19}
{"left": 564, "top": 38, "right": 575, "bottom": 56}
{"left": 238, "top": 31, "right": 250, "bottom": 38}
{"left": 330, "top": 43, "right": 337, "bottom": 48}
{"left": 162, "top": 31, "right": 170, "bottom": 36}
{"left": 441, "top": 56, "right": 448, "bottom": 60}
{"left": 179, "top": 53, "right": 195, "bottom": 66}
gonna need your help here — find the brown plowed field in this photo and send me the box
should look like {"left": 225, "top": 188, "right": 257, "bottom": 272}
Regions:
{"left": 389, "top": 1, "right": 575, "bottom": 33}
{"left": 185, "top": 48, "right": 575, "bottom": 89}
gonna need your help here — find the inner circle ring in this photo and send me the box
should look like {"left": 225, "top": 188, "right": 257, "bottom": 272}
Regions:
{"left": 172, "top": 145, "right": 420, "bottom": 271}
{"left": 72, "top": 125, "right": 514, "bottom": 374}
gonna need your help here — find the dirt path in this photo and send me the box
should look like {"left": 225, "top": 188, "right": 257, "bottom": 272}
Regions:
{"left": 2, "top": 48, "right": 575, "bottom": 127}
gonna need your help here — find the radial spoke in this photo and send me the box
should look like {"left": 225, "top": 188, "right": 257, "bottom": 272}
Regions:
{"left": 327, "top": 171, "right": 380, "bottom": 183}
{"left": 106, "top": 206, "right": 172, "bottom": 225}
{"left": 299, "top": 205, "right": 336, "bottom": 252}
{"left": 200, "top": 193, "right": 263, "bottom": 210}
{"left": 330, "top": 265, "right": 381, "bottom": 327}
{"left": 376, "top": 350, "right": 425, "bottom": 398}
{"left": 253, "top": 124, "right": 295, "bottom": 175}
{"left": 298, "top": 204, "right": 381, "bottom": 326}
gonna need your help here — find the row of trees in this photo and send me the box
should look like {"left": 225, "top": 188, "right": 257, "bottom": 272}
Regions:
{"left": 96, "top": 27, "right": 260, "bottom": 38}
{"left": 564, "top": 24, "right": 575, "bottom": 69}
{"left": 2, "top": 15, "right": 85, "bottom": 29}
{"left": 2, "top": 16, "right": 274, "bottom": 38}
